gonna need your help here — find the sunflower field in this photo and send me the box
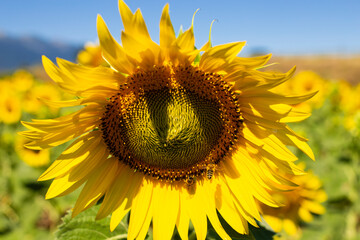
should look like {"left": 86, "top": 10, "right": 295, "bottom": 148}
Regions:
{"left": 1, "top": 2, "right": 360, "bottom": 240}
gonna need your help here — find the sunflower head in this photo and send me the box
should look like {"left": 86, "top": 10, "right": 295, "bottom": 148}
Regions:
{"left": 260, "top": 163, "right": 327, "bottom": 236}
{"left": 20, "top": 1, "right": 316, "bottom": 239}
{"left": 100, "top": 64, "right": 242, "bottom": 182}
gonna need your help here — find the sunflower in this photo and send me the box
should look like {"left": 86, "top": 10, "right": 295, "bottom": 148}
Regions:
{"left": 77, "top": 42, "right": 108, "bottom": 67}
{"left": 11, "top": 69, "right": 34, "bottom": 92}
{"left": 0, "top": 91, "right": 22, "bottom": 124}
{"left": 332, "top": 80, "right": 360, "bottom": 132}
{"left": 22, "top": 83, "right": 62, "bottom": 117}
{"left": 273, "top": 71, "right": 327, "bottom": 112}
{"left": 260, "top": 163, "right": 327, "bottom": 236}
{"left": 15, "top": 135, "right": 50, "bottom": 167}
{"left": 20, "top": 1, "right": 316, "bottom": 239}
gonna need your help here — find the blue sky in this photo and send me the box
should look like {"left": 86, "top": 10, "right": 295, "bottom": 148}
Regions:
{"left": 1, "top": 0, "right": 359, "bottom": 55}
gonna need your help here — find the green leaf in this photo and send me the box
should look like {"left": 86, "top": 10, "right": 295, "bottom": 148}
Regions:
{"left": 55, "top": 205, "right": 128, "bottom": 240}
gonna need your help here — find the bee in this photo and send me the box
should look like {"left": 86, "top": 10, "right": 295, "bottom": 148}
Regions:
{"left": 185, "top": 174, "right": 195, "bottom": 187}
{"left": 205, "top": 163, "right": 216, "bottom": 180}
{"left": 203, "top": 162, "right": 221, "bottom": 180}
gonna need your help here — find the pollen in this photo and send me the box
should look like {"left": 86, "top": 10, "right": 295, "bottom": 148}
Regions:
{"left": 100, "top": 65, "right": 242, "bottom": 182}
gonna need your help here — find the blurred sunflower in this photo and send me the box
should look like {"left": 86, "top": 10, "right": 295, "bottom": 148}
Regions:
{"left": 335, "top": 81, "right": 360, "bottom": 132}
{"left": 22, "top": 84, "right": 62, "bottom": 117}
{"left": 291, "top": 71, "right": 327, "bottom": 109}
{"left": 15, "top": 135, "right": 50, "bottom": 167}
{"left": 20, "top": 1, "right": 315, "bottom": 239}
{"left": 339, "top": 81, "right": 360, "bottom": 112}
{"left": 77, "top": 42, "right": 108, "bottom": 67}
{"left": 11, "top": 69, "right": 34, "bottom": 92}
{"left": 0, "top": 91, "right": 22, "bottom": 124}
{"left": 260, "top": 163, "right": 327, "bottom": 236}
{"left": 274, "top": 71, "right": 327, "bottom": 112}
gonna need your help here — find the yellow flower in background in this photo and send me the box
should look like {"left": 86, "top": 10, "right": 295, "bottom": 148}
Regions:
{"left": 15, "top": 135, "right": 50, "bottom": 167}
{"left": 0, "top": 91, "right": 22, "bottom": 124}
{"left": 11, "top": 69, "right": 34, "bottom": 92}
{"left": 337, "top": 80, "right": 360, "bottom": 114}
{"left": 22, "top": 84, "right": 62, "bottom": 117}
{"left": 0, "top": 78, "right": 13, "bottom": 94}
{"left": 336, "top": 81, "right": 360, "bottom": 133}
{"left": 292, "top": 71, "right": 327, "bottom": 107}
{"left": 77, "top": 42, "right": 108, "bottom": 67}
{"left": 20, "top": 1, "right": 316, "bottom": 239}
{"left": 274, "top": 71, "right": 327, "bottom": 112}
{"left": 260, "top": 163, "right": 327, "bottom": 236}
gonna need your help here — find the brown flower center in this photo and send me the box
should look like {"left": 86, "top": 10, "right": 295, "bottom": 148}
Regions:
{"left": 100, "top": 65, "right": 242, "bottom": 182}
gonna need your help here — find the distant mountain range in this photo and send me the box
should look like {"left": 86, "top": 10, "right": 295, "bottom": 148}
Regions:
{"left": 0, "top": 34, "right": 81, "bottom": 71}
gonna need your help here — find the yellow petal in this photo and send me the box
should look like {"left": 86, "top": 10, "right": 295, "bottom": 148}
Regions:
{"left": 214, "top": 176, "right": 248, "bottom": 234}
{"left": 244, "top": 142, "right": 300, "bottom": 188}
{"left": 301, "top": 200, "right": 325, "bottom": 215}
{"left": 97, "top": 15, "right": 135, "bottom": 74}
{"left": 180, "top": 181, "right": 207, "bottom": 240}
{"left": 63, "top": 142, "right": 108, "bottom": 183}
{"left": 276, "top": 129, "right": 315, "bottom": 160}
{"left": 152, "top": 183, "right": 179, "bottom": 240}
{"left": 127, "top": 178, "right": 153, "bottom": 240}
{"left": 23, "top": 121, "right": 98, "bottom": 150}
{"left": 239, "top": 91, "right": 317, "bottom": 106}
{"left": 231, "top": 149, "right": 280, "bottom": 207}
{"left": 242, "top": 113, "right": 287, "bottom": 130}
{"left": 234, "top": 54, "right": 272, "bottom": 69}
{"left": 38, "top": 131, "right": 101, "bottom": 181}
{"left": 119, "top": 0, "right": 151, "bottom": 42}
{"left": 160, "top": 4, "right": 176, "bottom": 48}
{"left": 253, "top": 103, "right": 310, "bottom": 124}
{"left": 44, "top": 133, "right": 109, "bottom": 199}
{"left": 235, "top": 67, "right": 296, "bottom": 92}
{"left": 22, "top": 105, "right": 101, "bottom": 133}
{"left": 136, "top": 203, "right": 153, "bottom": 240}
{"left": 199, "top": 180, "right": 231, "bottom": 240}
{"left": 263, "top": 215, "right": 282, "bottom": 233}
{"left": 118, "top": 0, "right": 133, "bottom": 31}
{"left": 45, "top": 173, "right": 85, "bottom": 199}
{"left": 222, "top": 161, "right": 262, "bottom": 222}
{"left": 57, "top": 58, "right": 124, "bottom": 89}
{"left": 42, "top": 55, "right": 64, "bottom": 83}
{"left": 72, "top": 157, "right": 119, "bottom": 217}
{"left": 176, "top": 198, "right": 190, "bottom": 240}
{"left": 283, "top": 218, "right": 298, "bottom": 235}
{"left": 175, "top": 9, "right": 197, "bottom": 53}
{"left": 242, "top": 122, "right": 298, "bottom": 162}
{"left": 176, "top": 27, "right": 194, "bottom": 52}
{"left": 109, "top": 171, "right": 144, "bottom": 231}
{"left": 42, "top": 56, "right": 119, "bottom": 97}
{"left": 121, "top": 31, "right": 157, "bottom": 64}
{"left": 299, "top": 207, "right": 313, "bottom": 222}
{"left": 200, "top": 42, "right": 246, "bottom": 72}
{"left": 97, "top": 165, "right": 142, "bottom": 220}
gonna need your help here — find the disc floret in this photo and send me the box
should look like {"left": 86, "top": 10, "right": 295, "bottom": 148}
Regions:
{"left": 100, "top": 64, "right": 242, "bottom": 182}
